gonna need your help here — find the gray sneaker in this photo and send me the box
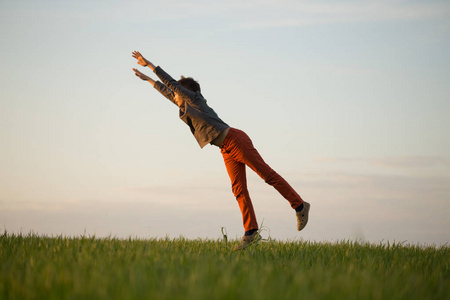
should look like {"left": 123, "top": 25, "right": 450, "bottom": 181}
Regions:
{"left": 296, "top": 202, "right": 310, "bottom": 231}
{"left": 234, "top": 231, "right": 261, "bottom": 251}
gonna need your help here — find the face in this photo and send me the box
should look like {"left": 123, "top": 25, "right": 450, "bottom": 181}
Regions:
{"left": 174, "top": 93, "right": 185, "bottom": 107}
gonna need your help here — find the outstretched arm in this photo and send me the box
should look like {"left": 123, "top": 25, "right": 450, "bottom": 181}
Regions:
{"left": 132, "top": 51, "right": 156, "bottom": 71}
{"left": 131, "top": 51, "right": 179, "bottom": 106}
{"left": 132, "top": 51, "right": 196, "bottom": 100}
{"left": 132, "top": 68, "right": 156, "bottom": 86}
{"left": 132, "top": 66, "right": 176, "bottom": 105}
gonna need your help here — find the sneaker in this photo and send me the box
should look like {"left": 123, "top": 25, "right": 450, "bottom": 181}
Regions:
{"left": 234, "top": 231, "right": 261, "bottom": 251}
{"left": 296, "top": 202, "right": 310, "bottom": 231}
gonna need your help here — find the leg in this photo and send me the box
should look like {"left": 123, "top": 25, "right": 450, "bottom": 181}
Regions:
{"left": 222, "top": 151, "right": 258, "bottom": 232}
{"left": 225, "top": 129, "right": 303, "bottom": 209}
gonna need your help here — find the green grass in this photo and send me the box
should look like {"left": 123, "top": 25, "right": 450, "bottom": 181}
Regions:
{"left": 1, "top": 231, "right": 448, "bottom": 300}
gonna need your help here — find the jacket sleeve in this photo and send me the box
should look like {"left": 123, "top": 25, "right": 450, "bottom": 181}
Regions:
{"left": 153, "top": 81, "right": 177, "bottom": 106}
{"left": 153, "top": 66, "right": 197, "bottom": 101}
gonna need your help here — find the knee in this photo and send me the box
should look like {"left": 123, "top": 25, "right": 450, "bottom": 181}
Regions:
{"left": 264, "top": 169, "right": 279, "bottom": 185}
{"left": 230, "top": 180, "right": 248, "bottom": 198}
{"left": 231, "top": 185, "right": 247, "bottom": 198}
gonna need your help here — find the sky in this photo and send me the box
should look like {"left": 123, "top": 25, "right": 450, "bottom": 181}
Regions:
{"left": 1, "top": 0, "right": 449, "bottom": 245}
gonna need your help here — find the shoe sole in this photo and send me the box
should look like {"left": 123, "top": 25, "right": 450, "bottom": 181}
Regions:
{"left": 297, "top": 202, "right": 310, "bottom": 231}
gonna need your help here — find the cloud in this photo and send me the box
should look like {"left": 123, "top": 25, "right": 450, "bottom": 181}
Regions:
{"left": 4, "top": 1, "right": 449, "bottom": 31}
{"left": 372, "top": 156, "right": 450, "bottom": 169}
{"left": 289, "top": 156, "right": 450, "bottom": 244}
{"left": 314, "top": 155, "right": 450, "bottom": 171}
{"left": 304, "top": 157, "right": 450, "bottom": 210}
{"left": 234, "top": 1, "right": 450, "bottom": 29}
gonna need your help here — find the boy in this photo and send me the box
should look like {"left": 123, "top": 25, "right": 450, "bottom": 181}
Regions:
{"left": 131, "top": 51, "right": 310, "bottom": 250}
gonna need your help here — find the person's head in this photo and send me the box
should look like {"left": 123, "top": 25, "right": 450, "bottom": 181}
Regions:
{"left": 178, "top": 76, "right": 201, "bottom": 92}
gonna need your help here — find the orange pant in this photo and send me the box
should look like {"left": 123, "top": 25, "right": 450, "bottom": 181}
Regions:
{"left": 220, "top": 128, "right": 303, "bottom": 231}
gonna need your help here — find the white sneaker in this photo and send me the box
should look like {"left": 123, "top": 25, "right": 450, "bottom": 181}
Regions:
{"left": 296, "top": 202, "right": 310, "bottom": 231}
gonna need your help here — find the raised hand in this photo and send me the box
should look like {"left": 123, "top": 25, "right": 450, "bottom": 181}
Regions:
{"left": 132, "top": 68, "right": 156, "bottom": 86}
{"left": 132, "top": 51, "right": 150, "bottom": 67}
{"left": 133, "top": 68, "right": 150, "bottom": 80}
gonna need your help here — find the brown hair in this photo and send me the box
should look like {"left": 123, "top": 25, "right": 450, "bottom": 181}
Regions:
{"left": 178, "top": 76, "right": 201, "bottom": 92}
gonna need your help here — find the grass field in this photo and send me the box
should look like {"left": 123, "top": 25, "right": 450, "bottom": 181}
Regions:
{"left": 1, "top": 231, "right": 448, "bottom": 300}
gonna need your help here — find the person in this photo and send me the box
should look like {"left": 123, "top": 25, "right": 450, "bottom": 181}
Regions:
{"left": 131, "top": 51, "right": 310, "bottom": 250}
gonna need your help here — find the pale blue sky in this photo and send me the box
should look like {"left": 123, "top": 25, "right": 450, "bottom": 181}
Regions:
{"left": 1, "top": 0, "right": 449, "bottom": 245}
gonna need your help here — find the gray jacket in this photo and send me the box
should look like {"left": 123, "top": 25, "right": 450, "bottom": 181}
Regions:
{"left": 153, "top": 66, "right": 229, "bottom": 148}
